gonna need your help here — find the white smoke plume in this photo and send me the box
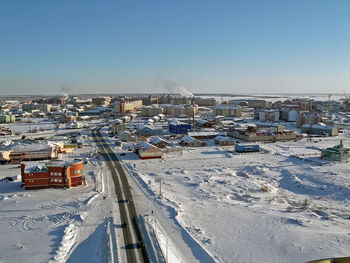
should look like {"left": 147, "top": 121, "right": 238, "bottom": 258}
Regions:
{"left": 160, "top": 79, "right": 193, "bottom": 98}
{"left": 60, "top": 85, "right": 71, "bottom": 99}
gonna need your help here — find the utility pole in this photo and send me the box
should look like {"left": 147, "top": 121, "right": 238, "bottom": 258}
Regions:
{"left": 155, "top": 178, "right": 162, "bottom": 196}
{"left": 159, "top": 178, "right": 162, "bottom": 196}
{"left": 191, "top": 96, "right": 195, "bottom": 131}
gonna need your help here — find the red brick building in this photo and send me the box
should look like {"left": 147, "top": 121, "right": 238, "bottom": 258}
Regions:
{"left": 21, "top": 160, "right": 83, "bottom": 190}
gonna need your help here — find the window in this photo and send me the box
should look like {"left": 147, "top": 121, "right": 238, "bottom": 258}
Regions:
{"left": 58, "top": 179, "right": 62, "bottom": 182}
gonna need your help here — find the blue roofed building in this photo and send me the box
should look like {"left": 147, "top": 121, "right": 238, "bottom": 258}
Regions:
{"left": 169, "top": 121, "right": 192, "bottom": 134}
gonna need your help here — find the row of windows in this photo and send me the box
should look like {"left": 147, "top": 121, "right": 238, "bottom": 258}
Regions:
{"left": 27, "top": 179, "right": 63, "bottom": 183}
{"left": 72, "top": 170, "right": 82, "bottom": 174}
{"left": 50, "top": 172, "right": 62, "bottom": 176}
{"left": 50, "top": 179, "right": 62, "bottom": 183}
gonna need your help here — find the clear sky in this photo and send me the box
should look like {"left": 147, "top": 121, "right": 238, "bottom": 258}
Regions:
{"left": 0, "top": 0, "right": 349, "bottom": 96}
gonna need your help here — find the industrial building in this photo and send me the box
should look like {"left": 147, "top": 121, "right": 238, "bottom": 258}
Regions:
{"left": 21, "top": 160, "right": 83, "bottom": 190}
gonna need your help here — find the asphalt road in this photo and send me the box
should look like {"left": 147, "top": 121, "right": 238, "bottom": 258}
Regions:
{"left": 92, "top": 129, "right": 150, "bottom": 263}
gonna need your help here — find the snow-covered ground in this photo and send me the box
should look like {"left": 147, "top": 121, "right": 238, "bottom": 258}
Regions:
{"left": 0, "top": 132, "right": 114, "bottom": 263}
{"left": 1, "top": 123, "right": 350, "bottom": 263}
{"left": 121, "top": 134, "right": 350, "bottom": 263}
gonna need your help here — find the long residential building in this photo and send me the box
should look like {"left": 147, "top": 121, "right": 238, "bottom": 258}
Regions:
{"left": 212, "top": 104, "right": 242, "bottom": 117}
{"left": 228, "top": 126, "right": 300, "bottom": 142}
{"left": 0, "top": 139, "right": 62, "bottom": 164}
{"left": 301, "top": 124, "right": 338, "bottom": 137}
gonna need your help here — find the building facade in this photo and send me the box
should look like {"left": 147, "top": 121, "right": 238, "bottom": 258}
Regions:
{"left": 21, "top": 160, "right": 83, "bottom": 190}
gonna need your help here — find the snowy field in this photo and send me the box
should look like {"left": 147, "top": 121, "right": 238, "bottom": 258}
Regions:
{"left": 122, "top": 134, "right": 350, "bottom": 263}
{"left": 0, "top": 134, "right": 114, "bottom": 263}
{"left": 1, "top": 125, "right": 350, "bottom": 263}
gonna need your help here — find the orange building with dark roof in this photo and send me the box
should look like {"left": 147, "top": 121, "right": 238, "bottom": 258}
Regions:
{"left": 21, "top": 160, "right": 83, "bottom": 190}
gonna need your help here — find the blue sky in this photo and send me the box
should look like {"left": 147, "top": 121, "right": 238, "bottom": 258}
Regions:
{"left": 0, "top": 0, "right": 349, "bottom": 95}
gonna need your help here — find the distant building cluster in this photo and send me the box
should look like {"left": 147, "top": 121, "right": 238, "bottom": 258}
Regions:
{"left": 1, "top": 93, "right": 350, "bottom": 170}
